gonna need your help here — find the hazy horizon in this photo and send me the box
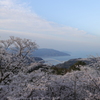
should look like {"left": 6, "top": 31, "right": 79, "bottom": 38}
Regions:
{"left": 1, "top": 0, "right": 100, "bottom": 55}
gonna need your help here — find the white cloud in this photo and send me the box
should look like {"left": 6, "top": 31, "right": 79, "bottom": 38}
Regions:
{"left": 0, "top": 0, "right": 100, "bottom": 52}
{"left": 0, "top": 0, "right": 13, "bottom": 7}
{"left": 0, "top": 0, "right": 86, "bottom": 35}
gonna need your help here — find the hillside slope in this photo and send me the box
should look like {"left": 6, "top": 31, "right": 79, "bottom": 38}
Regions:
{"left": 33, "top": 48, "right": 70, "bottom": 57}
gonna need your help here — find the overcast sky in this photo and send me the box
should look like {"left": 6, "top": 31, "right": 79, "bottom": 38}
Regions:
{"left": 0, "top": 0, "right": 100, "bottom": 55}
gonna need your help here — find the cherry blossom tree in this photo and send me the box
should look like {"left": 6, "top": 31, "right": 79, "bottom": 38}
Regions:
{"left": 0, "top": 37, "right": 100, "bottom": 100}
{"left": 0, "top": 36, "right": 38, "bottom": 83}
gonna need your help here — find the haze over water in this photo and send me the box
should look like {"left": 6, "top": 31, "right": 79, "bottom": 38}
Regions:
{"left": 42, "top": 51, "right": 99, "bottom": 65}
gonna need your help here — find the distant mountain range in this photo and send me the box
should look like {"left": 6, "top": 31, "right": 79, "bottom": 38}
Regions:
{"left": 32, "top": 48, "right": 70, "bottom": 57}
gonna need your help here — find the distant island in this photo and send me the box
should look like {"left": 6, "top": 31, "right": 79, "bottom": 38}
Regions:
{"left": 32, "top": 48, "right": 70, "bottom": 57}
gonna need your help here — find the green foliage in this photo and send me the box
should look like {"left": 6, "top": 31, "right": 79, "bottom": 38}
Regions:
{"left": 74, "top": 61, "right": 86, "bottom": 66}
{"left": 69, "top": 61, "right": 86, "bottom": 71}
{"left": 51, "top": 61, "right": 86, "bottom": 75}
{"left": 51, "top": 67, "right": 68, "bottom": 75}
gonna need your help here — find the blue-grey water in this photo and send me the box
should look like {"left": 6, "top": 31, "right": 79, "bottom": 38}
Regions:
{"left": 42, "top": 51, "right": 100, "bottom": 65}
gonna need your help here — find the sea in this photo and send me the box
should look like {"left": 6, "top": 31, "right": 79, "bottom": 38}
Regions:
{"left": 42, "top": 51, "right": 100, "bottom": 65}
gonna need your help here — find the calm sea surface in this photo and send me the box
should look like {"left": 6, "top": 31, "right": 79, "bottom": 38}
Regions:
{"left": 42, "top": 52, "right": 99, "bottom": 65}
